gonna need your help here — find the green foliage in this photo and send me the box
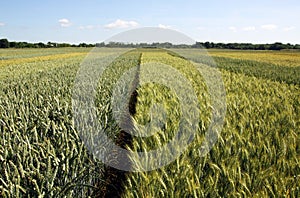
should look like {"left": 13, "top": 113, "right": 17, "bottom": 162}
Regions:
{"left": 2, "top": 37, "right": 300, "bottom": 50}
{"left": 0, "top": 39, "right": 9, "bottom": 48}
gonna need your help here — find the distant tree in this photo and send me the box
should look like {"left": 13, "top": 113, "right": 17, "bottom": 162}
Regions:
{"left": 87, "top": 44, "right": 95, "bottom": 47}
{"left": 0, "top": 39, "right": 9, "bottom": 48}
{"left": 78, "top": 43, "right": 88, "bottom": 47}
{"left": 47, "top": 42, "right": 58, "bottom": 48}
{"left": 269, "top": 42, "right": 284, "bottom": 50}
{"left": 57, "top": 43, "right": 71, "bottom": 47}
{"left": 9, "top": 41, "right": 17, "bottom": 48}
{"left": 216, "top": 43, "right": 225, "bottom": 49}
{"left": 257, "top": 44, "right": 266, "bottom": 50}
{"left": 36, "top": 42, "right": 46, "bottom": 48}
{"left": 204, "top": 42, "right": 212, "bottom": 49}
{"left": 294, "top": 44, "right": 300, "bottom": 49}
{"left": 160, "top": 42, "right": 172, "bottom": 48}
{"left": 192, "top": 42, "right": 203, "bottom": 48}
{"left": 26, "top": 42, "right": 35, "bottom": 48}
{"left": 17, "top": 42, "right": 27, "bottom": 48}
{"left": 96, "top": 42, "right": 105, "bottom": 47}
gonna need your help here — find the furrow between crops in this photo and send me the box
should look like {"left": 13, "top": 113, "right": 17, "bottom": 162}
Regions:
{"left": 93, "top": 52, "right": 142, "bottom": 198}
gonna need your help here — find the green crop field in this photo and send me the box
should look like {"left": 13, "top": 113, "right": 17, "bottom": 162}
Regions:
{"left": 0, "top": 47, "right": 299, "bottom": 197}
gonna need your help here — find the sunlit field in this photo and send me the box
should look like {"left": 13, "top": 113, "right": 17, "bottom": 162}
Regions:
{"left": 0, "top": 48, "right": 299, "bottom": 197}
{"left": 209, "top": 49, "right": 300, "bottom": 67}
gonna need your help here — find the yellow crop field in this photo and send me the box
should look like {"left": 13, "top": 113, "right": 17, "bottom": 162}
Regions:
{"left": 0, "top": 52, "right": 87, "bottom": 67}
{"left": 208, "top": 50, "right": 300, "bottom": 67}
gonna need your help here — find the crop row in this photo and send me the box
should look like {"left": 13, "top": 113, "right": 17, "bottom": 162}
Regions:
{"left": 122, "top": 50, "right": 300, "bottom": 197}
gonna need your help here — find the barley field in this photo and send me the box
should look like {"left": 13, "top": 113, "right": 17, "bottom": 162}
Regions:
{"left": 0, "top": 48, "right": 299, "bottom": 197}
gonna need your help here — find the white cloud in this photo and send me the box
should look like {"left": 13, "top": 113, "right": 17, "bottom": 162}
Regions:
{"left": 79, "top": 25, "right": 96, "bottom": 30}
{"left": 158, "top": 24, "right": 172, "bottom": 29}
{"left": 229, "top": 26, "right": 237, "bottom": 32}
{"left": 261, "top": 24, "right": 277, "bottom": 30}
{"left": 283, "top": 26, "right": 295, "bottom": 31}
{"left": 58, "top": 18, "right": 72, "bottom": 27}
{"left": 0, "top": 22, "right": 5, "bottom": 26}
{"left": 104, "top": 19, "right": 138, "bottom": 29}
{"left": 242, "top": 26, "right": 256, "bottom": 31}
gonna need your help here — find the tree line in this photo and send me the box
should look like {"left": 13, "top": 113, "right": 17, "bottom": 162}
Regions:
{"left": 0, "top": 39, "right": 95, "bottom": 48}
{"left": 1, "top": 38, "right": 300, "bottom": 50}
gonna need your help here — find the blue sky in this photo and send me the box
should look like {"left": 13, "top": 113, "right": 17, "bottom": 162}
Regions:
{"left": 0, "top": 0, "right": 299, "bottom": 44}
